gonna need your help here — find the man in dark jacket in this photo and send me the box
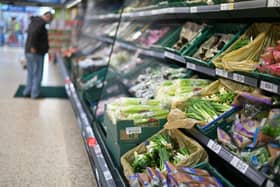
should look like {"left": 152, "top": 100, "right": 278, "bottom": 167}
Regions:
{"left": 23, "top": 10, "right": 54, "bottom": 98}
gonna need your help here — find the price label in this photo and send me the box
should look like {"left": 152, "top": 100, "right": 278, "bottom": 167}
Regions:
{"left": 104, "top": 170, "right": 113, "bottom": 181}
{"left": 126, "top": 127, "right": 142, "bottom": 135}
{"left": 266, "top": 180, "right": 275, "bottom": 187}
{"left": 233, "top": 73, "right": 245, "bottom": 83}
{"left": 216, "top": 68, "right": 228, "bottom": 78}
{"left": 94, "top": 145, "right": 102, "bottom": 155}
{"left": 164, "top": 51, "right": 185, "bottom": 63}
{"left": 230, "top": 156, "right": 249, "bottom": 174}
{"left": 207, "top": 140, "right": 222, "bottom": 154}
{"left": 151, "top": 10, "right": 158, "bottom": 15}
{"left": 268, "top": 0, "right": 280, "bottom": 7}
{"left": 187, "top": 63, "right": 196, "bottom": 70}
{"left": 169, "top": 7, "right": 176, "bottom": 13}
{"left": 260, "top": 81, "right": 278, "bottom": 93}
{"left": 190, "top": 7, "right": 198, "bottom": 13}
{"left": 164, "top": 51, "right": 176, "bottom": 59}
{"left": 220, "top": 3, "right": 234, "bottom": 11}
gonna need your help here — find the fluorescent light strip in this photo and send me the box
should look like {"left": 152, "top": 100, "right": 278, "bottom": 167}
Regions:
{"left": 66, "top": 0, "right": 82, "bottom": 9}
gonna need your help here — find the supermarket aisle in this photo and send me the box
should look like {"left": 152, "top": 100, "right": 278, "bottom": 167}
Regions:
{"left": 0, "top": 47, "right": 97, "bottom": 187}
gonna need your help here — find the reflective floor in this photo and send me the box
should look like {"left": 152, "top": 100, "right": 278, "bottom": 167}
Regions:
{"left": 0, "top": 47, "right": 97, "bottom": 187}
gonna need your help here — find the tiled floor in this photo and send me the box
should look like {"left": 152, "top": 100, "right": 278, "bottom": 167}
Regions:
{"left": 0, "top": 47, "right": 97, "bottom": 187}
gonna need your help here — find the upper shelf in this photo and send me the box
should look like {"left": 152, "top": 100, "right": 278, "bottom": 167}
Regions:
{"left": 86, "top": 0, "right": 280, "bottom": 22}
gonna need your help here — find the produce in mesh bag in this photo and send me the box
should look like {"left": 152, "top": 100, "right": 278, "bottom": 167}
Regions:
{"left": 106, "top": 97, "right": 169, "bottom": 125}
{"left": 193, "top": 33, "right": 234, "bottom": 61}
{"left": 173, "top": 22, "right": 206, "bottom": 50}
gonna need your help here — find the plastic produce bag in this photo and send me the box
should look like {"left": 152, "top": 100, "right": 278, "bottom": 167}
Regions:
{"left": 121, "top": 129, "right": 208, "bottom": 178}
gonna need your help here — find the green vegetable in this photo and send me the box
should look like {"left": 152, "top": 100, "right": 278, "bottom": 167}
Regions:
{"left": 186, "top": 98, "right": 231, "bottom": 123}
{"left": 231, "top": 38, "right": 251, "bottom": 51}
{"left": 131, "top": 133, "right": 191, "bottom": 172}
{"left": 159, "top": 147, "right": 170, "bottom": 170}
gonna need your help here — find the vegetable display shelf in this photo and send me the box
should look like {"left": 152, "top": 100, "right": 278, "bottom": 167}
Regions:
{"left": 56, "top": 53, "right": 127, "bottom": 187}
{"left": 182, "top": 128, "right": 278, "bottom": 187}
{"left": 82, "top": 31, "right": 280, "bottom": 96}
{"left": 86, "top": 0, "right": 277, "bottom": 22}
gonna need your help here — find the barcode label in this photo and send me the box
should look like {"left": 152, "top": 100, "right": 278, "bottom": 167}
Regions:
{"left": 207, "top": 140, "right": 222, "bottom": 154}
{"left": 216, "top": 68, "right": 228, "bottom": 78}
{"left": 104, "top": 170, "right": 113, "bottom": 180}
{"left": 126, "top": 127, "right": 142, "bottom": 135}
{"left": 260, "top": 81, "right": 278, "bottom": 93}
{"left": 230, "top": 156, "right": 249, "bottom": 174}
{"left": 268, "top": 0, "right": 280, "bottom": 7}
{"left": 187, "top": 63, "right": 196, "bottom": 70}
{"left": 190, "top": 7, "right": 198, "bottom": 13}
{"left": 220, "top": 3, "right": 234, "bottom": 10}
{"left": 233, "top": 73, "right": 245, "bottom": 83}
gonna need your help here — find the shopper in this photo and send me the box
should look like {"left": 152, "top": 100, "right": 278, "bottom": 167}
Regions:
{"left": 23, "top": 9, "right": 54, "bottom": 99}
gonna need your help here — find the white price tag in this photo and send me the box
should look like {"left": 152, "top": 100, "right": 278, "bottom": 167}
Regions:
{"left": 126, "top": 127, "right": 142, "bottom": 135}
{"left": 207, "top": 140, "right": 222, "bottom": 154}
{"left": 104, "top": 170, "right": 113, "bottom": 181}
{"left": 230, "top": 156, "right": 249, "bottom": 174}
{"left": 169, "top": 7, "right": 176, "bottom": 13}
{"left": 268, "top": 0, "right": 280, "bottom": 7}
{"left": 266, "top": 180, "right": 275, "bottom": 187}
{"left": 187, "top": 63, "right": 196, "bottom": 70}
{"left": 216, "top": 68, "right": 228, "bottom": 78}
{"left": 164, "top": 51, "right": 176, "bottom": 59}
{"left": 233, "top": 73, "right": 245, "bottom": 83}
{"left": 190, "top": 7, "right": 198, "bottom": 13}
{"left": 260, "top": 81, "right": 278, "bottom": 93}
{"left": 164, "top": 51, "right": 185, "bottom": 63}
{"left": 94, "top": 145, "right": 102, "bottom": 155}
{"left": 151, "top": 10, "right": 158, "bottom": 15}
{"left": 220, "top": 3, "right": 234, "bottom": 11}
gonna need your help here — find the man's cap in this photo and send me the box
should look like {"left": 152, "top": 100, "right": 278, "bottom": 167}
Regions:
{"left": 40, "top": 7, "right": 55, "bottom": 16}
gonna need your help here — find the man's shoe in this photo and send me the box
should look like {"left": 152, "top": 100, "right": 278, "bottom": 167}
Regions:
{"left": 22, "top": 92, "right": 30, "bottom": 97}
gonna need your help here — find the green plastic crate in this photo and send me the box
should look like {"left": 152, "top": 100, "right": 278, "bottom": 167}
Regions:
{"left": 183, "top": 23, "right": 249, "bottom": 67}
{"left": 194, "top": 162, "right": 235, "bottom": 187}
{"left": 105, "top": 133, "right": 138, "bottom": 168}
{"left": 166, "top": 25, "right": 213, "bottom": 55}
{"left": 103, "top": 110, "right": 167, "bottom": 144}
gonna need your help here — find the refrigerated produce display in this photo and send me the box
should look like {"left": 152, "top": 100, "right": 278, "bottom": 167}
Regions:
{"left": 57, "top": 0, "right": 280, "bottom": 187}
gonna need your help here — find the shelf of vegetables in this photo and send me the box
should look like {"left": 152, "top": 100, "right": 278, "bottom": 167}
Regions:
{"left": 85, "top": 0, "right": 279, "bottom": 22}
{"left": 64, "top": 1, "right": 280, "bottom": 187}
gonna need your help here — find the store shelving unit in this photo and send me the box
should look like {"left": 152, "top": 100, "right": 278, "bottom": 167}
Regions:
{"left": 86, "top": 0, "right": 280, "bottom": 22}
{"left": 56, "top": 54, "right": 127, "bottom": 187}
{"left": 62, "top": 1, "right": 280, "bottom": 187}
